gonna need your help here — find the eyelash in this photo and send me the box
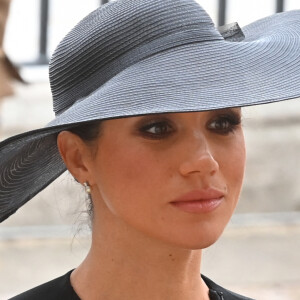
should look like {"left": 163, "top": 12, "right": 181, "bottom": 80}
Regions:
{"left": 139, "top": 120, "right": 174, "bottom": 139}
{"left": 138, "top": 114, "right": 241, "bottom": 139}
{"left": 207, "top": 114, "right": 241, "bottom": 135}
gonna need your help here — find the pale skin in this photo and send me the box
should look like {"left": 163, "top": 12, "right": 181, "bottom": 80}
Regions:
{"left": 57, "top": 108, "right": 246, "bottom": 300}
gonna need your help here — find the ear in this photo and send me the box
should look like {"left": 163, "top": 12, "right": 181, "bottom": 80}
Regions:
{"left": 57, "top": 131, "right": 93, "bottom": 184}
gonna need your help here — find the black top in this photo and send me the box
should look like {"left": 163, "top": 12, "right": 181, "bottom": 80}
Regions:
{"left": 9, "top": 270, "right": 255, "bottom": 300}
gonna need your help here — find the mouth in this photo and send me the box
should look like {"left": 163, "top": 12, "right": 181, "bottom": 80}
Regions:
{"left": 170, "top": 188, "right": 225, "bottom": 213}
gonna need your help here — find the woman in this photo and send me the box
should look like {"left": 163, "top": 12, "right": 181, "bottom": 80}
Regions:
{"left": 1, "top": 0, "right": 300, "bottom": 299}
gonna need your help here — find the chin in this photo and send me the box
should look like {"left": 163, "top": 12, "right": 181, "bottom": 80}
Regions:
{"left": 158, "top": 224, "right": 226, "bottom": 250}
{"left": 182, "top": 233, "right": 222, "bottom": 250}
{"left": 192, "top": 235, "right": 221, "bottom": 250}
{"left": 159, "top": 201, "right": 234, "bottom": 250}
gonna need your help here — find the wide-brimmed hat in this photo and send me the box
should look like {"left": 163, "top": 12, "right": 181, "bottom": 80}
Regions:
{"left": 1, "top": 0, "right": 300, "bottom": 222}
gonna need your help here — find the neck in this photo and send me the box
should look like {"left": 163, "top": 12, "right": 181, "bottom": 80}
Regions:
{"left": 71, "top": 211, "right": 209, "bottom": 300}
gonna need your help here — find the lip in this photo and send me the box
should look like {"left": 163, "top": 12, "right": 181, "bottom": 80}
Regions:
{"left": 170, "top": 188, "right": 225, "bottom": 213}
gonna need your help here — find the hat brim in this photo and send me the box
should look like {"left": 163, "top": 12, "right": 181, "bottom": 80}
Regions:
{"left": 1, "top": 10, "right": 300, "bottom": 222}
{"left": 49, "top": 10, "right": 300, "bottom": 127}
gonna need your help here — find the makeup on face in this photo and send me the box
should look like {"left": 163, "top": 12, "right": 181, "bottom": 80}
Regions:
{"left": 170, "top": 188, "right": 225, "bottom": 214}
{"left": 89, "top": 109, "right": 245, "bottom": 249}
{"left": 132, "top": 108, "right": 242, "bottom": 142}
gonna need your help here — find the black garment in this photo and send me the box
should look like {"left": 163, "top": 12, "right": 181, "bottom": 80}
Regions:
{"left": 9, "top": 270, "right": 255, "bottom": 300}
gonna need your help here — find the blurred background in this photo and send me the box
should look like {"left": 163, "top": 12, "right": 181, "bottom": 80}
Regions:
{"left": 0, "top": 0, "right": 300, "bottom": 299}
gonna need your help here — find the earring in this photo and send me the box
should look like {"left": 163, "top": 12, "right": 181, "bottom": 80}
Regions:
{"left": 83, "top": 182, "right": 92, "bottom": 199}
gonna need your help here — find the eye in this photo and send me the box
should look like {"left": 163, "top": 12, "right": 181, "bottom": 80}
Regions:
{"left": 139, "top": 120, "right": 174, "bottom": 139}
{"left": 207, "top": 114, "right": 241, "bottom": 135}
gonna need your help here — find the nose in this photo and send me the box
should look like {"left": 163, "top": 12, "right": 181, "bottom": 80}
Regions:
{"left": 179, "top": 138, "right": 219, "bottom": 178}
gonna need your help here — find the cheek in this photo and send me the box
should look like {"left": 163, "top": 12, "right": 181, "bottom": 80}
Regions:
{"left": 217, "top": 134, "right": 246, "bottom": 202}
{"left": 224, "top": 143, "right": 245, "bottom": 177}
{"left": 93, "top": 141, "right": 170, "bottom": 216}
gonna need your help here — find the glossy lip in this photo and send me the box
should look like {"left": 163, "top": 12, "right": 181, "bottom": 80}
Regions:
{"left": 170, "top": 188, "right": 225, "bottom": 213}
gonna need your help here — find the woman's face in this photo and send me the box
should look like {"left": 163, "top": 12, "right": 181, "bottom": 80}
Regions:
{"left": 87, "top": 109, "right": 246, "bottom": 249}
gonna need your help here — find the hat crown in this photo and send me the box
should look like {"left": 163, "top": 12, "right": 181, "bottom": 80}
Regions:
{"left": 49, "top": 0, "right": 222, "bottom": 115}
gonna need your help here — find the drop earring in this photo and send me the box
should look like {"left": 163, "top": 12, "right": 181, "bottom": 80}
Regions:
{"left": 83, "top": 182, "right": 92, "bottom": 200}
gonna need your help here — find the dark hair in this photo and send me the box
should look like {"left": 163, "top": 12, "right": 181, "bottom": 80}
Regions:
{"left": 65, "top": 120, "right": 102, "bottom": 226}
{"left": 68, "top": 120, "right": 102, "bottom": 142}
